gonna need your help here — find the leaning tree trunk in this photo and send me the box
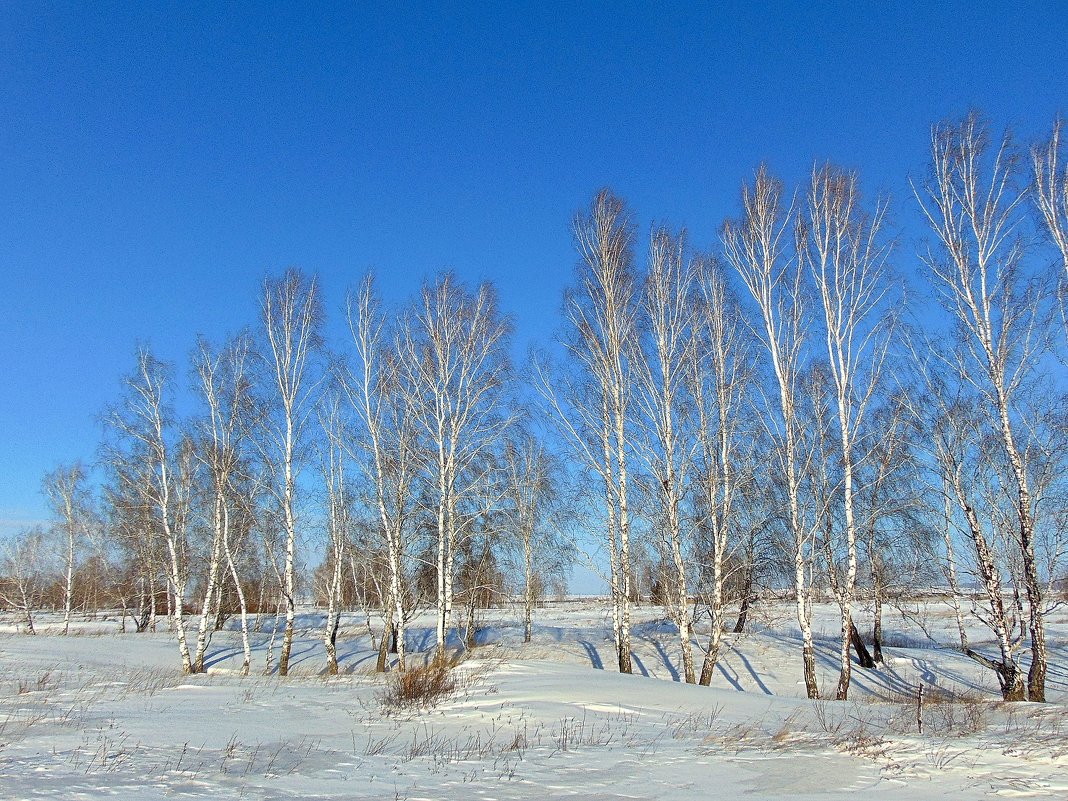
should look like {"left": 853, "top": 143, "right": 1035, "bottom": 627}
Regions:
{"left": 375, "top": 604, "right": 395, "bottom": 674}
{"left": 960, "top": 495, "right": 1026, "bottom": 701}
{"left": 733, "top": 560, "right": 754, "bottom": 634}
{"left": 849, "top": 621, "right": 876, "bottom": 669}
{"left": 192, "top": 495, "right": 226, "bottom": 673}
{"left": 323, "top": 547, "right": 343, "bottom": 676}
{"left": 223, "top": 520, "right": 251, "bottom": 676}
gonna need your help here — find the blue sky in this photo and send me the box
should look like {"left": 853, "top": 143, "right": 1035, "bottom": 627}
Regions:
{"left": 1, "top": 2, "right": 1066, "bottom": 541}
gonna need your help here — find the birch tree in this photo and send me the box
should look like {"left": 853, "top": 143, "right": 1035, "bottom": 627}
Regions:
{"left": 106, "top": 349, "right": 197, "bottom": 672}
{"left": 194, "top": 334, "right": 256, "bottom": 674}
{"left": 347, "top": 274, "right": 421, "bottom": 672}
{"left": 260, "top": 269, "right": 323, "bottom": 676}
{"left": 858, "top": 394, "right": 916, "bottom": 664}
{"left": 915, "top": 113, "right": 1051, "bottom": 701}
{"left": 689, "top": 256, "right": 754, "bottom": 684}
{"left": 318, "top": 388, "right": 351, "bottom": 675}
{"left": 0, "top": 527, "right": 48, "bottom": 635}
{"left": 543, "top": 190, "right": 639, "bottom": 674}
{"left": 102, "top": 455, "right": 164, "bottom": 633}
{"left": 919, "top": 378, "right": 1026, "bottom": 699}
{"left": 724, "top": 167, "right": 820, "bottom": 698}
{"left": 399, "top": 272, "right": 512, "bottom": 659}
{"left": 801, "top": 164, "right": 892, "bottom": 699}
{"left": 43, "top": 462, "right": 94, "bottom": 635}
{"left": 632, "top": 227, "right": 698, "bottom": 682}
{"left": 501, "top": 428, "right": 569, "bottom": 644}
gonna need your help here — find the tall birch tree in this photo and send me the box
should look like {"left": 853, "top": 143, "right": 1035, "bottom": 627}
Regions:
{"left": 689, "top": 257, "right": 754, "bottom": 684}
{"left": 347, "top": 274, "right": 421, "bottom": 672}
{"left": 318, "top": 388, "right": 351, "bottom": 675}
{"left": 552, "top": 189, "right": 639, "bottom": 674}
{"left": 106, "top": 349, "right": 197, "bottom": 673}
{"left": 194, "top": 334, "right": 256, "bottom": 674}
{"left": 801, "top": 164, "right": 892, "bottom": 699}
{"left": 632, "top": 227, "right": 698, "bottom": 682}
{"left": 399, "top": 273, "right": 512, "bottom": 659}
{"left": 43, "top": 462, "right": 94, "bottom": 636}
{"left": 724, "top": 167, "right": 820, "bottom": 698}
{"left": 260, "top": 269, "right": 323, "bottom": 676}
{"left": 915, "top": 113, "right": 1050, "bottom": 701}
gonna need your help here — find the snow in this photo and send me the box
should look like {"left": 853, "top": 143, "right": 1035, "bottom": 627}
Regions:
{"left": 0, "top": 600, "right": 1065, "bottom": 800}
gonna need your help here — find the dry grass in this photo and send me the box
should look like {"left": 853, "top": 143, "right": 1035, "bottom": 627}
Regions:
{"left": 872, "top": 684, "right": 990, "bottom": 736}
{"left": 380, "top": 661, "right": 458, "bottom": 712}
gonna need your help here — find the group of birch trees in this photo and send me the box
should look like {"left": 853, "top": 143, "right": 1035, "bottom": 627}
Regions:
{"left": 540, "top": 112, "right": 1067, "bottom": 702}
{"left": 3, "top": 112, "right": 1066, "bottom": 703}
{"left": 4, "top": 269, "right": 569, "bottom": 678}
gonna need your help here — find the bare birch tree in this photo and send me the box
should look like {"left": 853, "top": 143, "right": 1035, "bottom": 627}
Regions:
{"left": 501, "top": 427, "right": 569, "bottom": 644}
{"left": 260, "top": 269, "right": 323, "bottom": 676}
{"left": 858, "top": 394, "right": 916, "bottom": 664}
{"left": 631, "top": 227, "right": 698, "bottom": 682}
{"left": 106, "top": 349, "right": 197, "bottom": 672}
{"left": 542, "top": 190, "right": 639, "bottom": 674}
{"left": 194, "top": 334, "right": 256, "bottom": 674}
{"left": 916, "top": 376, "right": 1026, "bottom": 699}
{"left": 318, "top": 388, "right": 351, "bottom": 675}
{"left": 915, "top": 113, "right": 1051, "bottom": 700}
{"left": 399, "top": 272, "right": 512, "bottom": 659}
{"left": 724, "top": 166, "right": 820, "bottom": 698}
{"left": 102, "top": 454, "right": 165, "bottom": 633}
{"left": 0, "top": 527, "right": 48, "bottom": 635}
{"left": 689, "top": 256, "right": 754, "bottom": 684}
{"left": 801, "top": 164, "right": 893, "bottom": 699}
{"left": 346, "top": 274, "right": 421, "bottom": 672}
{"left": 43, "top": 462, "right": 94, "bottom": 635}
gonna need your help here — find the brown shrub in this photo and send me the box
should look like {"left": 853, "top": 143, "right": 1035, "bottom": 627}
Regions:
{"left": 380, "top": 661, "right": 457, "bottom": 712}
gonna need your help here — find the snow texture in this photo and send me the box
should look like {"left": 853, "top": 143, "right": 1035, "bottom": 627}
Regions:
{"left": 1, "top": 599, "right": 1065, "bottom": 800}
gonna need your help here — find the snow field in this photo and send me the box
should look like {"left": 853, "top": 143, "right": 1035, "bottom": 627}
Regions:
{"left": 0, "top": 600, "right": 1065, "bottom": 800}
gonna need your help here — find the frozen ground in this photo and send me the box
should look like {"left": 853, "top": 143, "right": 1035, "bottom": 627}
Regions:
{"left": 1, "top": 600, "right": 1066, "bottom": 800}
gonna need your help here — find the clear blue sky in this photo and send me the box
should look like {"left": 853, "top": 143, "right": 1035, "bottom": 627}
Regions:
{"left": 1, "top": 2, "right": 1066, "bottom": 540}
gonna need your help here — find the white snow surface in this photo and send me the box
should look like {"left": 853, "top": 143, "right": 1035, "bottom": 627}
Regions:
{"left": 1, "top": 600, "right": 1066, "bottom": 800}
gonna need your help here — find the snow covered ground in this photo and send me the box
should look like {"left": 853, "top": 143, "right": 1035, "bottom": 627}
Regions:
{"left": 1, "top": 600, "right": 1066, "bottom": 800}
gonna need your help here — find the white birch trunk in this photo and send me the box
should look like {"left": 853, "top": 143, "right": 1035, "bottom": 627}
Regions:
{"left": 222, "top": 502, "right": 251, "bottom": 675}
{"left": 191, "top": 493, "right": 225, "bottom": 673}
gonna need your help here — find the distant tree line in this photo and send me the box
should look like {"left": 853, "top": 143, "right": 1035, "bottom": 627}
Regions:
{"left": 2, "top": 112, "right": 1066, "bottom": 702}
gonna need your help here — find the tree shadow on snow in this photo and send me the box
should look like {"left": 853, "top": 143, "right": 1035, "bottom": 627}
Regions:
{"left": 650, "top": 640, "right": 680, "bottom": 682}
{"left": 579, "top": 640, "right": 604, "bottom": 670}
{"left": 732, "top": 650, "right": 773, "bottom": 695}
